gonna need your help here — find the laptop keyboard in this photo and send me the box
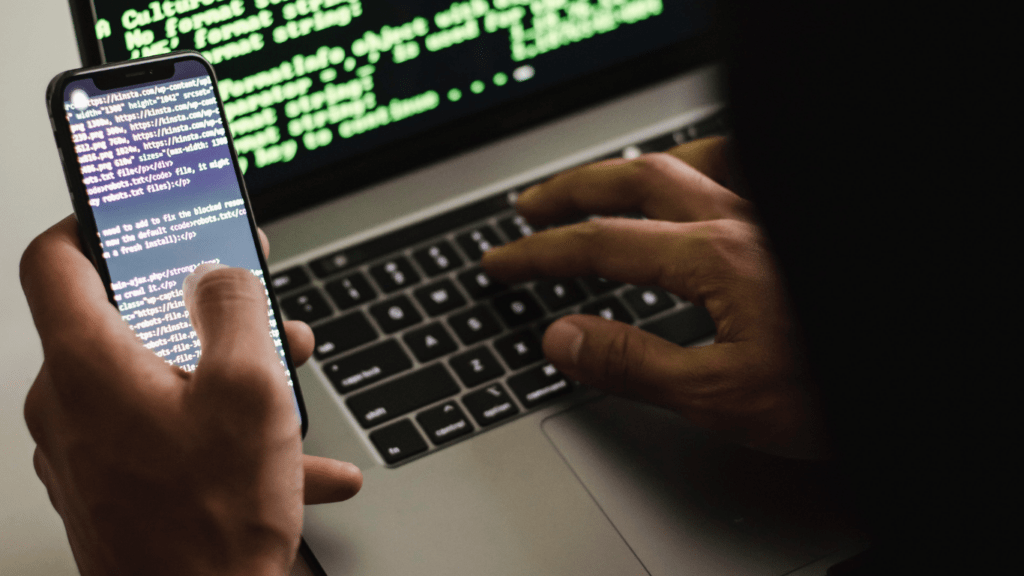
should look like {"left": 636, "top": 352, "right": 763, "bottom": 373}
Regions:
{"left": 272, "top": 110, "right": 727, "bottom": 466}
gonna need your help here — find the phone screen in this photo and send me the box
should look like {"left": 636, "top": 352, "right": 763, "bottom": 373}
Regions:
{"left": 59, "top": 57, "right": 297, "bottom": 395}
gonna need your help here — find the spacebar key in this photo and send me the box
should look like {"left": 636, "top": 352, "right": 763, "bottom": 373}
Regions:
{"left": 346, "top": 364, "right": 460, "bottom": 429}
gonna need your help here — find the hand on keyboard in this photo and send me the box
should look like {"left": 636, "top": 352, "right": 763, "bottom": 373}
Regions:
{"left": 21, "top": 217, "right": 362, "bottom": 576}
{"left": 482, "top": 136, "right": 829, "bottom": 459}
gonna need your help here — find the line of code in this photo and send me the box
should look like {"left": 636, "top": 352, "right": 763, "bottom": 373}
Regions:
{"left": 65, "top": 70, "right": 288, "bottom": 375}
{"left": 92, "top": 0, "right": 667, "bottom": 177}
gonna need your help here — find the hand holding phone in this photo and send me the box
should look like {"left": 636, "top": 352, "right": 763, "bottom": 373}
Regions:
{"left": 23, "top": 53, "right": 362, "bottom": 575}
{"left": 22, "top": 216, "right": 361, "bottom": 575}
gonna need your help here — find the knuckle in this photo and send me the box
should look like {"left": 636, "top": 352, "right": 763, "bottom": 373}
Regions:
{"left": 569, "top": 219, "right": 629, "bottom": 266}
{"left": 569, "top": 219, "right": 613, "bottom": 250}
{"left": 725, "top": 194, "right": 756, "bottom": 220}
{"left": 598, "top": 328, "right": 646, "bottom": 385}
{"left": 23, "top": 382, "right": 48, "bottom": 444}
{"left": 19, "top": 233, "right": 50, "bottom": 292}
{"left": 629, "top": 153, "right": 677, "bottom": 184}
{"left": 691, "top": 220, "right": 758, "bottom": 260}
{"left": 32, "top": 448, "right": 46, "bottom": 479}
{"left": 199, "top": 359, "right": 289, "bottom": 417}
{"left": 575, "top": 217, "right": 611, "bottom": 237}
{"left": 681, "top": 220, "right": 770, "bottom": 307}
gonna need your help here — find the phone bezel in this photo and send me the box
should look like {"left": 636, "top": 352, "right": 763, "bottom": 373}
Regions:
{"left": 46, "top": 51, "right": 310, "bottom": 437}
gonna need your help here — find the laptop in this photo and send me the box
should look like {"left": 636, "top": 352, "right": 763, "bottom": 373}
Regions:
{"left": 68, "top": 1, "right": 864, "bottom": 573}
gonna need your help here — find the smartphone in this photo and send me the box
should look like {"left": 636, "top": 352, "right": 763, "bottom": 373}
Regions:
{"left": 46, "top": 51, "right": 307, "bottom": 435}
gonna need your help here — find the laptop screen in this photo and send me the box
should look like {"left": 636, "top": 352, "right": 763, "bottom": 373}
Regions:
{"left": 72, "top": 0, "right": 715, "bottom": 218}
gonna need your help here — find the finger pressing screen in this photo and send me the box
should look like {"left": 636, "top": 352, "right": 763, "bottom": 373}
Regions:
{"left": 183, "top": 264, "right": 283, "bottom": 388}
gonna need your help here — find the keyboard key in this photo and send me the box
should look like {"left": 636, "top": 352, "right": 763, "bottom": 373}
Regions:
{"left": 636, "top": 133, "right": 679, "bottom": 154}
{"left": 280, "top": 288, "right": 333, "bottom": 323}
{"left": 346, "top": 364, "right": 460, "bottom": 428}
{"left": 370, "top": 419, "right": 428, "bottom": 464}
{"left": 413, "top": 279, "right": 466, "bottom": 317}
{"left": 312, "top": 311, "right": 378, "bottom": 360}
{"left": 448, "top": 305, "right": 502, "bottom": 345}
{"left": 369, "top": 295, "right": 423, "bottom": 334}
{"left": 620, "top": 144, "right": 643, "bottom": 159}
{"left": 369, "top": 257, "right": 420, "bottom": 293}
{"left": 456, "top": 225, "right": 503, "bottom": 260}
{"left": 325, "top": 272, "right": 377, "bottom": 310}
{"left": 463, "top": 384, "right": 520, "bottom": 427}
{"left": 533, "top": 279, "right": 586, "bottom": 312}
{"left": 310, "top": 250, "right": 353, "bottom": 279}
{"left": 457, "top": 267, "right": 506, "bottom": 300}
{"left": 306, "top": 193, "right": 522, "bottom": 279}
{"left": 413, "top": 241, "right": 463, "bottom": 277}
{"left": 270, "top": 267, "right": 310, "bottom": 293}
{"left": 403, "top": 323, "right": 458, "bottom": 363}
{"left": 492, "top": 290, "right": 544, "bottom": 328}
{"left": 507, "top": 363, "right": 573, "bottom": 408}
{"left": 690, "top": 110, "right": 729, "bottom": 139}
{"left": 322, "top": 340, "right": 412, "bottom": 393}
{"left": 417, "top": 401, "right": 474, "bottom": 445}
{"left": 494, "top": 330, "right": 544, "bottom": 370}
{"left": 533, "top": 316, "right": 565, "bottom": 337}
{"left": 498, "top": 215, "right": 535, "bottom": 241}
{"left": 640, "top": 305, "right": 716, "bottom": 346}
{"left": 449, "top": 346, "right": 505, "bottom": 388}
{"left": 580, "top": 277, "right": 623, "bottom": 296}
{"left": 623, "top": 286, "right": 675, "bottom": 318}
{"left": 580, "top": 297, "right": 635, "bottom": 324}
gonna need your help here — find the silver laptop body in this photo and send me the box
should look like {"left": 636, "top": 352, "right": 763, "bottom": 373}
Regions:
{"left": 270, "top": 67, "right": 863, "bottom": 575}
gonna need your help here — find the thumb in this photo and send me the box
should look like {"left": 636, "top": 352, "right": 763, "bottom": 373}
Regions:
{"left": 182, "top": 263, "right": 283, "bottom": 388}
{"left": 303, "top": 455, "right": 363, "bottom": 504}
{"left": 542, "top": 315, "right": 723, "bottom": 418}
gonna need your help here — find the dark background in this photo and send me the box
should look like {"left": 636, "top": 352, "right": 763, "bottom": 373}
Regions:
{"left": 721, "top": 2, "right": 1003, "bottom": 572}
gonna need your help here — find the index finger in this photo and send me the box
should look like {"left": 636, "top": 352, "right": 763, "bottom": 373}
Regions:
{"left": 20, "top": 216, "right": 155, "bottom": 377}
{"left": 516, "top": 145, "right": 750, "bottom": 228}
{"left": 662, "top": 135, "right": 732, "bottom": 186}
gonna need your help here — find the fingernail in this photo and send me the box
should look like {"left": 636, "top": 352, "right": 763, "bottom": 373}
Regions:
{"left": 182, "top": 262, "right": 227, "bottom": 303}
{"left": 480, "top": 243, "right": 504, "bottom": 261}
{"left": 545, "top": 319, "right": 584, "bottom": 366}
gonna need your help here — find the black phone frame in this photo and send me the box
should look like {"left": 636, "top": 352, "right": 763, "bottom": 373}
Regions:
{"left": 45, "top": 51, "right": 310, "bottom": 437}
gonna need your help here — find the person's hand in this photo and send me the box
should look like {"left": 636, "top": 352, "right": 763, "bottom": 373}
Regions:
{"left": 21, "top": 216, "right": 362, "bottom": 576}
{"left": 482, "top": 137, "right": 827, "bottom": 458}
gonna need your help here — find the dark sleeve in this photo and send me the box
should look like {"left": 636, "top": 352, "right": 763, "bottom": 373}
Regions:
{"left": 720, "top": 2, "right": 999, "bottom": 573}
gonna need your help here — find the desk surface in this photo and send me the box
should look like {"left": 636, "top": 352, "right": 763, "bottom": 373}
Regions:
{"left": 1, "top": 3, "right": 80, "bottom": 572}
{"left": 0, "top": 3, "right": 315, "bottom": 574}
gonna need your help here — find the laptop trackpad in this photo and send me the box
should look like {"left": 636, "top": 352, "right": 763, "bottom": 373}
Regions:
{"left": 542, "top": 396, "right": 859, "bottom": 576}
